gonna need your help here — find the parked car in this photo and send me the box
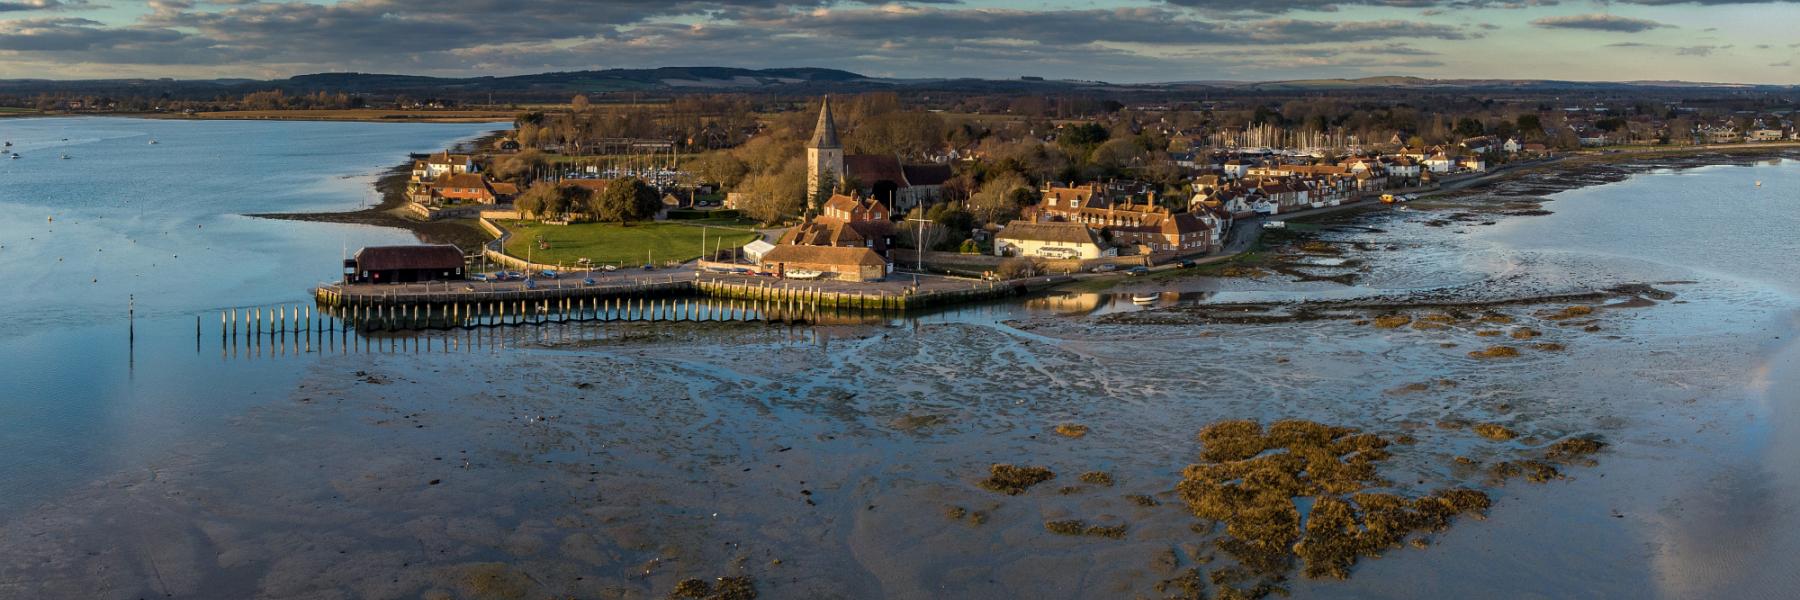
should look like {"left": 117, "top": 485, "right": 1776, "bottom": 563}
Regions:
{"left": 1126, "top": 266, "right": 1150, "bottom": 276}
{"left": 1175, "top": 259, "right": 1196, "bottom": 268}
{"left": 1092, "top": 264, "right": 1117, "bottom": 273}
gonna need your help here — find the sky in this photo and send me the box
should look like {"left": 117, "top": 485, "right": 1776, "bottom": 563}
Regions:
{"left": 0, "top": 0, "right": 1795, "bottom": 84}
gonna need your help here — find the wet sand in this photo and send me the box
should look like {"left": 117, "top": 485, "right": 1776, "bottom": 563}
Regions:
{"left": 3, "top": 153, "right": 1798, "bottom": 599}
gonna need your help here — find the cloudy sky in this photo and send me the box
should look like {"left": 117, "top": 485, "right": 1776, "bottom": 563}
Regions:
{"left": 0, "top": 0, "right": 1795, "bottom": 83}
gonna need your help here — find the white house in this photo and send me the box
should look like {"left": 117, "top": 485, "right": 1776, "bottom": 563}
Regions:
{"left": 1502, "top": 138, "right": 1522, "bottom": 153}
{"left": 1423, "top": 153, "right": 1455, "bottom": 173}
{"left": 994, "top": 221, "right": 1115, "bottom": 260}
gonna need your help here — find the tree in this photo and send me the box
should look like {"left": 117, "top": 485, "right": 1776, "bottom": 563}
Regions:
{"left": 1516, "top": 114, "right": 1543, "bottom": 139}
{"left": 810, "top": 167, "right": 836, "bottom": 215}
{"left": 737, "top": 164, "right": 808, "bottom": 224}
{"left": 590, "top": 177, "right": 662, "bottom": 224}
{"left": 1056, "top": 122, "right": 1110, "bottom": 164}
{"left": 967, "top": 171, "right": 1031, "bottom": 224}
{"left": 1091, "top": 139, "right": 1147, "bottom": 168}
{"left": 1494, "top": 121, "right": 1516, "bottom": 140}
{"left": 1453, "top": 117, "right": 1486, "bottom": 140}
{"left": 1594, "top": 117, "right": 1628, "bottom": 132}
{"left": 494, "top": 149, "right": 548, "bottom": 182}
{"left": 570, "top": 95, "right": 589, "bottom": 113}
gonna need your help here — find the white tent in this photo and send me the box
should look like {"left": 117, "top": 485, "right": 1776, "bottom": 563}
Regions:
{"left": 742, "top": 240, "right": 775, "bottom": 263}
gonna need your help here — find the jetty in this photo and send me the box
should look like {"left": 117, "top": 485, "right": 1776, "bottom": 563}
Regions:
{"left": 302, "top": 273, "right": 1067, "bottom": 331}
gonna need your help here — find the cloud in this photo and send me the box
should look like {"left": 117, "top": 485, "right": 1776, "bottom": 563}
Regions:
{"left": 0, "top": 3, "right": 1482, "bottom": 78}
{"left": 1346, "top": 42, "right": 1438, "bottom": 54}
{"left": 1755, "top": 44, "right": 1768, "bottom": 49}
{"left": 1163, "top": 0, "right": 1554, "bottom": 15}
{"left": 1676, "top": 45, "right": 1728, "bottom": 55}
{"left": 0, "top": 0, "right": 98, "bottom": 12}
{"left": 1773, "top": 61, "right": 1792, "bottom": 67}
{"left": 1607, "top": 41, "right": 1648, "bottom": 46}
{"left": 1529, "top": 14, "right": 1673, "bottom": 33}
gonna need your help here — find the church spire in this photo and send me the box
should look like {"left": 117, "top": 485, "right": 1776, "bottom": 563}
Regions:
{"left": 808, "top": 96, "right": 842, "bottom": 150}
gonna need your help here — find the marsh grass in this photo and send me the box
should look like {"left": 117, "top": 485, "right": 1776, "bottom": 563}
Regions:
{"left": 1372, "top": 315, "right": 1412, "bottom": 328}
{"left": 1544, "top": 306, "right": 1594, "bottom": 320}
{"left": 1476, "top": 330, "right": 1503, "bottom": 337}
{"left": 942, "top": 505, "right": 967, "bottom": 520}
{"left": 1478, "top": 315, "right": 1514, "bottom": 324}
{"left": 1509, "top": 328, "right": 1541, "bottom": 339}
{"left": 1085, "top": 524, "right": 1128, "bottom": 538}
{"left": 1546, "top": 438, "right": 1606, "bottom": 458}
{"left": 1412, "top": 322, "right": 1448, "bottom": 330}
{"left": 672, "top": 578, "right": 712, "bottom": 598}
{"left": 713, "top": 576, "right": 756, "bottom": 600}
{"left": 1125, "top": 494, "right": 1161, "bottom": 507}
{"left": 1469, "top": 346, "right": 1520, "bottom": 358}
{"left": 1056, "top": 424, "right": 1089, "bottom": 437}
{"left": 1533, "top": 343, "right": 1565, "bottom": 351}
{"left": 1474, "top": 424, "right": 1519, "bottom": 440}
{"left": 1079, "top": 471, "right": 1115, "bottom": 486}
{"left": 1516, "top": 460, "right": 1562, "bottom": 483}
{"left": 1046, "top": 520, "right": 1085, "bottom": 535}
{"left": 979, "top": 464, "right": 1056, "bottom": 495}
{"left": 1179, "top": 419, "right": 1490, "bottom": 590}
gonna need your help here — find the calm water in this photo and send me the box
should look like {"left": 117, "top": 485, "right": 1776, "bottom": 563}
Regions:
{"left": 0, "top": 117, "right": 502, "bottom": 514}
{"left": 3, "top": 121, "right": 1799, "bottom": 598}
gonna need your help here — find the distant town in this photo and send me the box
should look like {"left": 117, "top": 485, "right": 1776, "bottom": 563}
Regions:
{"left": 303, "top": 88, "right": 1798, "bottom": 289}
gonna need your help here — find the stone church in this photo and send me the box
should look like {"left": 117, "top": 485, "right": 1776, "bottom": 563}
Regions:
{"left": 806, "top": 97, "right": 952, "bottom": 214}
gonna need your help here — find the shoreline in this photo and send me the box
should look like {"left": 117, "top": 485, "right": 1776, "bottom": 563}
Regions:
{"left": 246, "top": 130, "right": 506, "bottom": 251}
{"left": 2, "top": 110, "right": 519, "bottom": 124}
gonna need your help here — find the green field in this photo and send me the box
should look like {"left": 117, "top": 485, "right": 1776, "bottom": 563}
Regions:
{"left": 500, "top": 221, "right": 761, "bottom": 267}
{"left": 0, "top": 107, "right": 36, "bottom": 114}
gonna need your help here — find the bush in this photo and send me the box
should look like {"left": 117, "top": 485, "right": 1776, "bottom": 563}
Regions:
{"left": 668, "top": 208, "right": 741, "bottom": 221}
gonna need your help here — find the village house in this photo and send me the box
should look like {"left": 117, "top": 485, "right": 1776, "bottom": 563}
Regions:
{"left": 411, "top": 152, "right": 479, "bottom": 182}
{"left": 994, "top": 221, "right": 1115, "bottom": 260}
{"left": 759, "top": 245, "right": 891, "bottom": 281}
{"left": 776, "top": 194, "right": 897, "bottom": 258}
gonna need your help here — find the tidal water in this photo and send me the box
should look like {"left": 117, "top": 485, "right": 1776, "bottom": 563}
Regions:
{"left": 2, "top": 119, "right": 1799, "bottom": 599}
{"left": 0, "top": 118, "right": 501, "bottom": 516}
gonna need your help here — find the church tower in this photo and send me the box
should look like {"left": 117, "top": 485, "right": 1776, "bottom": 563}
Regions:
{"left": 806, "top": 96, "right": 845, "bottom": 202}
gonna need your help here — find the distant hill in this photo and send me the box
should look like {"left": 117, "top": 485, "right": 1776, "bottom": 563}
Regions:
{"left": 0, "top": 67, "right": 872, "bottom": 98}
{"left": 1234, "top": 76, "right": 1788, "bottom": 91}
{"left": 0, "top": 68, "right": 1790, "bottom": 102}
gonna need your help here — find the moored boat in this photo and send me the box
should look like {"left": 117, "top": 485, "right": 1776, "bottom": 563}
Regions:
{"left": 1131, "top": 293, "right": 1159, "bottom": 304}
{"left": 785, "top": 269, "right": 823, "bottom": 280}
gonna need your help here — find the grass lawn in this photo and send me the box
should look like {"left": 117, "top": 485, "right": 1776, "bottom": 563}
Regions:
{"left": 680, "top": 216, "right": 763, "bottom": 228}
{"left": 0, "top": 107, "right": 35, "bottom": 114}
{"left": 500, "top": 221, "right": 760, "bottom": 267}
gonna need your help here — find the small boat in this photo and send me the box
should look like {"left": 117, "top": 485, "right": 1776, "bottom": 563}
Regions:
{"left": 540, "top": 269, "right": 558, "bottom": 279}
{"left": 8, "top": 153, "right": 17, "bottom": 159}
{"left": 147, "top": 141, "right": 158, "bottom": 145}
{"left": 60, "top": 155, "right": 70, "bottom": 160}
{"left": 1756, "top": 181, "right": 1762, "bottom": 187}
{"left": 582, "top": 277, "right": 597, "bottom": 286}
{"left": 601, "top": 265, "right": 617, "bottom": 272}
{"left": 524, "top": 279, "right": 537, "bottom": 290}
{"left": 3, "top": 141, "right": 10, "bottom": 146}
{"left": 785, "top": 269, "right": 823, "bottom": 280}
{"left": 469, "top": 273, "right": 488, "bottom": 282}
{"left": 1131, "top": 293, "right": 1159, "bottom": 304}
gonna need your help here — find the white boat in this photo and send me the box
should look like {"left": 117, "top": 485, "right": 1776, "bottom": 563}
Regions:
{"left": 1131, "top": 293, "right": 1159, "bottom": 304}
{"left": 785, "top": 269, "right": 823, "bottom": 280}
{"left": 8, "top": 153, "right": 17, "bottom": 159}
{"left": 60, "top": 155, "right": 69, "bottom": 160}
{"left": 1756, "top": 181, "right": 1762, "bottom": 186}
{"left": 148, "top": 141, "right": 158, "bottom": 145}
